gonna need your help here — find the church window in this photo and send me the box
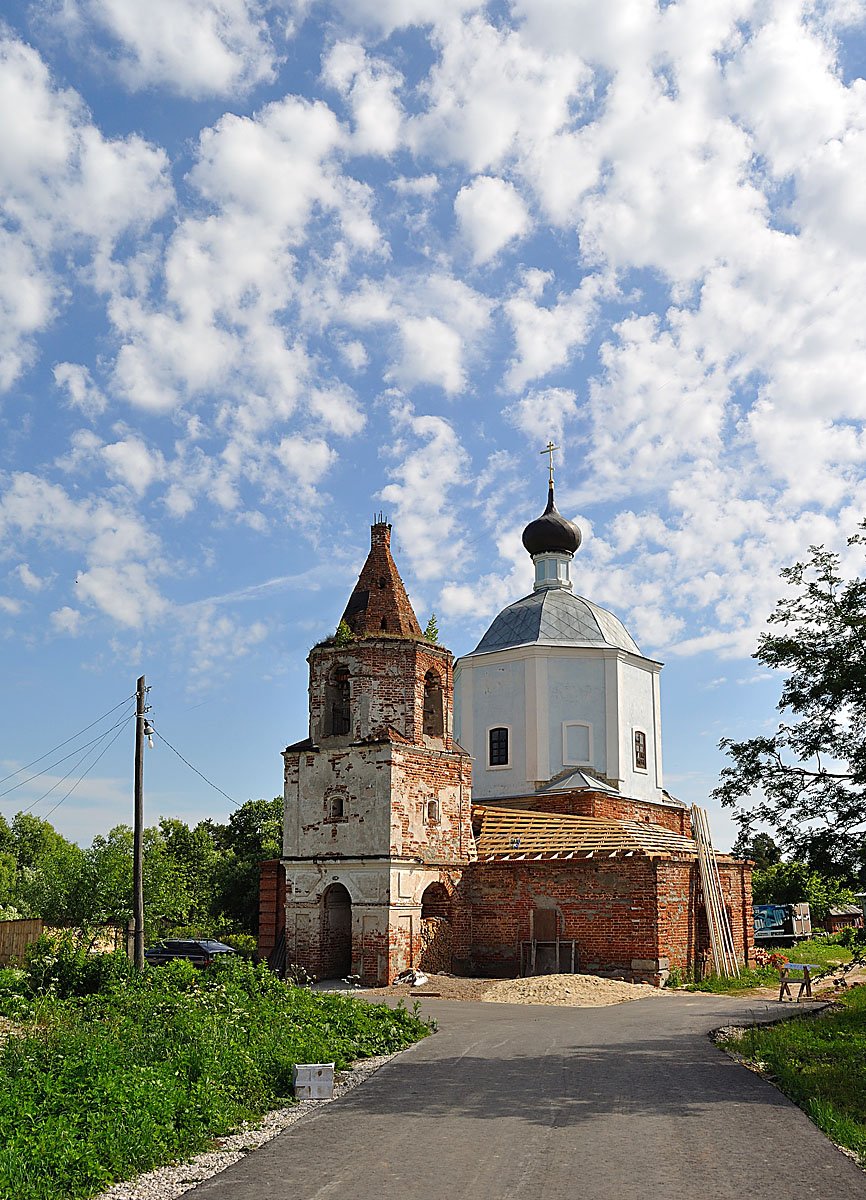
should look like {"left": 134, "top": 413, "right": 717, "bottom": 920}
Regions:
{"left": 426, "top": 799, "right": 440, "bottom": 823}
{"left": 324, "top": 666, "right": 351, "bottom": 736}
{"left": 327, "top": 793, "right": 345, "bottom": 820}
{"left": 380, "top": 617, "right": 388, "bottom": 631}
{"left": 634, "top": 730, "right": 648, "bottom": 771}
{"left": 488, "top": 726, "right": 510, "bottom": 767}
{"left": 423, "top": 669, "right": 444, "bottom": 736}
{"left": 563, "top": 722, "right": 592, "bottom": 765}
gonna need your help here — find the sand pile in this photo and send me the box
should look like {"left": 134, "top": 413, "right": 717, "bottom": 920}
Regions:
{"left": 481, "top": 972, "right": 668, "bottom": 1007}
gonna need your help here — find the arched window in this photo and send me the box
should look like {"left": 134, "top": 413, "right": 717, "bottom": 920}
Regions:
{"left": 324, "top": 665, "right": 351, "bottom": 736}
{"left": 422, "top": 669, "right": 444, "bottom": 737}
{"left": 327, "top": 793, "right": 345, "bottom": 821}
{"left": 426, "top": 798, "right": 440, "bottom": 824}
{"left": 488, "top": 726, "right": 509, "bottom": 767}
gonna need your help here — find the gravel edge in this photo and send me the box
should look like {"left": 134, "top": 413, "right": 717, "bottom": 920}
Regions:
{"left": 94, "top": 1051, "right": 400, "bottom": 1200}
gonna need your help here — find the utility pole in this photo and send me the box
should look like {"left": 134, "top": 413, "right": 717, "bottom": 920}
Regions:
{"left": 133, "top": 674, "right": 146, "bottom": 970}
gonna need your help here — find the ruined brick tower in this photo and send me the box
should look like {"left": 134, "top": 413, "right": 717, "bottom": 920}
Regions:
{"left": 275, "top": 519, "right": 474, "bottom": 985}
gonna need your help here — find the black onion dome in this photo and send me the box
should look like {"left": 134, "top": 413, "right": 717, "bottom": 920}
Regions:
{"left": 521, "top": 485, "right": 581, "bottom": 556}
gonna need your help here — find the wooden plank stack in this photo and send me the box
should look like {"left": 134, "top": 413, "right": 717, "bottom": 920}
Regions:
{"left": 691, "top": 805, "right": 739, "bottom": 978}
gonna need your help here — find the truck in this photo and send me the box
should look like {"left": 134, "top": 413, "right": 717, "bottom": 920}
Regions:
{"left": 753, "top": 902, "right": 812, "bottom": 945}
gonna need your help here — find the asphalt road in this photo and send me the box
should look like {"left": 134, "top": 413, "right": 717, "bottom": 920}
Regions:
{"left": 195, "top": 992, "right": 866, "bottom": 1200}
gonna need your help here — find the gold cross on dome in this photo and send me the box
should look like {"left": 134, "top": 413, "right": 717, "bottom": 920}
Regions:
{"left": 540, "top": 440, "right": 560, "bottom": 485}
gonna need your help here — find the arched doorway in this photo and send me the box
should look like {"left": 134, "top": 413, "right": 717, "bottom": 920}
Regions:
{"left": 420, "top": 882, "right": 453, "bottom": 974}
{"left": 321, "top": 883, "right": 352, "bottom": 978}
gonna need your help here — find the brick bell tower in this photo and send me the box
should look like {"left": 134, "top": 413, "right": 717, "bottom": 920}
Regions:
{"left": 279, "top": 518, "right": 474, "bottom": 985}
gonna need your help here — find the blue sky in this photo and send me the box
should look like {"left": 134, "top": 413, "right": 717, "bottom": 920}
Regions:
{"left": 2, "top": 0, "right": 866, "bottom": 852}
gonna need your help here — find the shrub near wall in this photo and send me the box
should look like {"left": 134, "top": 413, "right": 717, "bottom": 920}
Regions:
{"left": 0, "top": 944, "right": 429, "bottom": 1200}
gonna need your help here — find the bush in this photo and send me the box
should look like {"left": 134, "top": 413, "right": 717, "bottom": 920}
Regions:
{"left": 23, "top": 932, "right": 135, "bottom": 999}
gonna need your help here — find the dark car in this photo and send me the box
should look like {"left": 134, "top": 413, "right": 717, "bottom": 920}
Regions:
{"left": 144, "top": 939, "right": 238, "bottom": 967}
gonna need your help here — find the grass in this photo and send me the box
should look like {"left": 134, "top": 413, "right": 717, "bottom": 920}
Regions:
{"left": 675, "top": 937, "right": 856, "bottom": 994}
{"left": 0, "top": 947, "right": 430, "bottom": 1200}
{"left": 719, "top": 985, "right": 866, "bottom": 1164}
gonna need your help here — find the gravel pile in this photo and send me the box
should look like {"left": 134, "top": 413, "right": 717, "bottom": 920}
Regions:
{"left": 482, "top": 972, "right": 668, "bottom": 1007}
{"left": 93, "top": 1052, "right": 397, "bottom": 1200}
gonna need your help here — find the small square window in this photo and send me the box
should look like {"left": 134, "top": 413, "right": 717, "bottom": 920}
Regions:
{"left": 634, "top": 730, "right": 648, "bottom": 771}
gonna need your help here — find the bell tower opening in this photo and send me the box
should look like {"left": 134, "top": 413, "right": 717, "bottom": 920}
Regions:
{"left": 324, "top": 665, "right": 351, "bottom": 737}
{"left": 422, "top": 669, "right": 444, "bottom": 737}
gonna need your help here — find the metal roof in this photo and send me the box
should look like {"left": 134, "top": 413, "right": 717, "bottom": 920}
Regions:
{"left": 469, "top": 588, "right": 641, "bottom": 656}
{"left": 475, "top": 805, "right": 698, "bottom": 860}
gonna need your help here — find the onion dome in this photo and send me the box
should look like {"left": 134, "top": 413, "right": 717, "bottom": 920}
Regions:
{"left": 521, "top": 484, "right": 582, "bottom": 557}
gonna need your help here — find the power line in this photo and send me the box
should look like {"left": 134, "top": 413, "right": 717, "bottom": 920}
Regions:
{"left": 150, "top": 726, "right": 240, "bottom": 808}
{"left": 42, "top": 718, "right": 132, "bottom": 822}
{"left": 0, "top": 709, "right": 136, "bottom": 800}
{"left": 0, "top": 693, "right": 136, "bottom": 788}
{"left": 13, "top": 710, "right": 136, "bottom": 815}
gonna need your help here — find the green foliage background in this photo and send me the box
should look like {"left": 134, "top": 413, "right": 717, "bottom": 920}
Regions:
{"left": 0, "top": 797, "right": 282, "bottom": 940}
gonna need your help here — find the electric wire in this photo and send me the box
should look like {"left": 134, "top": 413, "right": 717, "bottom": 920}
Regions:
{"left": 13, "top": 709, "right": 136, "bottom": 815}
{"left": 150, "top": 726, "right": 240, "bottom": 808}
{"left": 42, "top": 717, "right": 133, "bottom": 822}
{"left": 0, "top": 709, "right": 137, "bottom": 800}
{"left": 0, "top": 693, "right": 136, "bottom": 788}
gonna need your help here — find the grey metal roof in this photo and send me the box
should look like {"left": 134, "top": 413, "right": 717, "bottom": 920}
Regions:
{"left": 469, "top": 588, "right": 641, "bottom": 656}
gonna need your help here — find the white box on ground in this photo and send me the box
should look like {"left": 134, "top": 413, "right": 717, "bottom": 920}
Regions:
{"left": 292, "top": 1063, "right": 335, "bottom": 1100}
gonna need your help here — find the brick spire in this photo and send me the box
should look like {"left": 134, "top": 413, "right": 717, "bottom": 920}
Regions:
{"left": 340, "top": 520, "right": 423, "bottom": 638}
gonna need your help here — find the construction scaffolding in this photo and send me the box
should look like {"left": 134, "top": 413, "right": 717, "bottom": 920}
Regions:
{"left": 691, "top": 805, "right": 739, "bottom": 978}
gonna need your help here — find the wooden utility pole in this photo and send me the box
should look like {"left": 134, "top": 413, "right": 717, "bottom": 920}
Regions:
{"left": 133, "top": 674, "right": 146, "bottom": 969}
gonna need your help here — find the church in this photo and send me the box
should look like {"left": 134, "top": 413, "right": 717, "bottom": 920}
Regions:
{"left": 258, "top": 473, "right": 753, "bottom": 986}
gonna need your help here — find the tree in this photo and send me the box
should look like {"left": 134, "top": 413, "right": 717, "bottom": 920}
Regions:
{"left": 211, "top": 798, "right": 282, "bottom": 934}
{"left": 713, "top": 532, "right": 866, "bottom": 879}
{"left": 731, "top": 831, "right": 781, "bottom": 870}
{"left": 751, "top": 861, "right": 857, "bottom": 923}
{"left": 424, "top": 613, "right": 439, "bottom": 644}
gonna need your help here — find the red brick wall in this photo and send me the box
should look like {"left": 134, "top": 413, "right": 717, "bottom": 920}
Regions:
{"left": 257, "top": 859, "right": 286, "bottom": 962}
{"left": 457, "top": 859, "right": 660, "bottom": 977}
{"left": 655, "top": 859, "right": 752, "bottom": 974}
{"left": 507, "top": 789, "right": 692, "bottom": 835}
{"left": 308, "top": 638, "right": 456, "bottom": 749}
{"left": 390, "top": 745, "right": 474, "bottom": 864}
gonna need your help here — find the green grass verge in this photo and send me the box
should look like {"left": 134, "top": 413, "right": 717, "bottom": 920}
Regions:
{"left": 0, "top": 956, "right": 429, "bottom": 1200}
{"left": 676, "top": 937, "right": 855, "bottom": 994}
{"left": 719, "top": 985, "right": 866, "bottom": 1164}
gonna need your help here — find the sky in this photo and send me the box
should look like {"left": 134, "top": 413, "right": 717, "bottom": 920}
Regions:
{"left": 2, "top": 0, "right": 866, "bottom": 853}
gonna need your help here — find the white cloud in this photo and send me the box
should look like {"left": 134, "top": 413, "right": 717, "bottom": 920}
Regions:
{"left": 101, "top": 437, "right": 166, "bottom": 496}
{"left": 55, "top": 0, "right": 280, "bottom": 98}
{"left": 504, "top": 387, "right": 580, "bottom": 446}
{"left": 75, "top": 562, "right": 169, "bottom": 627}
{"left": 0, "top": 33, "right": 171, "bottom": 390}
{"left": 454, "top": 175, "right": 530, "bottom": 264}
{"left": 388, "top": 316, "right": 465, "bottom": 394}
{"left": 275, "top": 435, "right": 337, "bottom": 488}
{"left": 50, "top": 605, "right": 83, "bottom": 635}
{"left": 307, "top": 384, "right": 366, "bottom": 436}
{"left": 504, "top": 272, "right": 606, "bottom": 390}
{"left": 379, "top": 403, "right": 469, "bottom": 580}
{"left": 17, "top": 563, "right": 46, "bottom": 591}
{"left": 54, "top": 363, "right": 107, "bottom": 417}
{"left": 0, "top": 596, "right": 21, "bottom": 615}
{"left": 322, "top": 41, "right": 404, "bottom": 155}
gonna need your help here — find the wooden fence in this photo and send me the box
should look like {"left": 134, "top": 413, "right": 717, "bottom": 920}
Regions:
{"left": 0, "top": 920, "right": 129, "bottom": 966}
{"left": 0, "top": 919, "right": 44, "bottom": 966}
